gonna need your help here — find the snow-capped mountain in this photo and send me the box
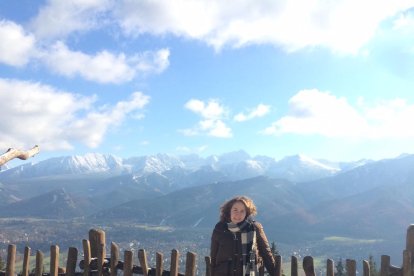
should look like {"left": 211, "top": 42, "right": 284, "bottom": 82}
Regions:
{"left": 266, "top": 154, "right": 340, "bottom": 182}
{"left": 0, "top": 153, "right": 125, "bottom": 179}
{"left": 0, "top": 150, "right": 371, "bottom": 183}
{"left": 124, "top": 153, "right": 186, "bottom": 174}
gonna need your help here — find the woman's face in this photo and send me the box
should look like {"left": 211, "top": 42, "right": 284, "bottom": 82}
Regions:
{"left": 230, "top": 201, "right": 247, "bottom": 224}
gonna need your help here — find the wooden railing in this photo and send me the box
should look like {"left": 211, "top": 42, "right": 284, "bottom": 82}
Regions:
{"left": 1, "top": 225, "right": 414, "bottom": 276}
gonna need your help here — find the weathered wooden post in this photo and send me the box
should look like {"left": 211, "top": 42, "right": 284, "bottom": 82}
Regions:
{"left": 205, "top": 256, "right": 211, "bottom": 276}
{"left": 97, "top": 243, "right": 105, "bottom": 276}
{"left": 406, "top": 225, "right": 414, "bottom": 276}
{"left": 327, "top": 259, "right": 334, "bottom": 276}
{"left": 66, "top": 247, "right": 78, "bottom": 276}
{"left": 303, "top": 256, "right": 316, "bottom": 276}
{"left": 363, "top": 260, "right": 370, "bottom": 276}
{"left": 185, "top": 252, "right": 197, "bottom": 276}
{"left": 346, "top": 259, "right": 356, "bottom": 276}
{"left": 403, "top": 250, "right": 411, "bottom": 276}
{"left": 274, "top": 255, "right": 282, "bottom": 276}
{"left": 6, "top": 244, "right": 16, "bottom": 276}
{"left": 82, "top": 239, "right": 91, "bottom": 276}
{"left": 110, "top": 242, "right": 119, "bottom": 276}
{"left": 170, "top": 249, "right": 180, "bottom": 276}
{"left": 138, "top": 249, "right": 149, "bottom": 276}
{"left": 35, "top": 250, "right": 44, "bottom": 276}
{"left": 89, "top": 229, "right": 106, "bottom": 258}
{"left": 22, "top": 246, "right": 31, "bottom": 276}
{"left": 381, "top": 255, "right": 390, "bottom": 276}
{"left": 156, "top": 252, "right": 164, "bottom": 276}
{"left": 124, "top": 250, "right": 133, "bottom": 276}
{"left": 291, "top": 256, "right": 298, "bottom": 276}
{"left": 50, "top": 245, "right": 59, "bottom": 276}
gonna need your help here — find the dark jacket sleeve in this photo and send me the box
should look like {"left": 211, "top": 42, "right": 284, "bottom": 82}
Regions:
{"left": 255, "top": 222, "right": 276, "bottom": 275}
{"left": 210, "top": 225, "right": 219, "bottom": 274}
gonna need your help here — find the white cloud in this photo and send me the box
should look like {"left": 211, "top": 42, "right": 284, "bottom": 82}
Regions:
{"left": 9, "top": 0, "right": 412, "bottom": 59}
{"left": 234, "top": 104, "right": 270, "bottom": 122}
{"left": 0, "top": 20, "right": 36, "bottom": 66}
{"left": 181, "top": 99, "right": 232, "bottom": 138}
{"left": 369, "top": 10, "right": 414, "bottom": 77}
{"left": 114, "top": 0, "right": 414, "bottom": 53}
{"left": 362, "top": 98, "right": 414, "bottom": 138}
{"left": 0, "top": 78, "right": 149, "bottom": 150}
{"left": 176, "top": 145, "right": 208, "bottom": 154}
{"left": 131, "top": 48, "right": 171, "bottom": 75}
{"left": 40, "top": 41, "right": 169, "bottom": 83}
{"left": 140, "top": 140, "right": 150, "bottom": 146}
{"left": 29, "top": 0, "right": 112, "bottom": 39}
{"left": 66, "top": 91, "right": 149, "bottom": 147}
{"left": 262, "top": 89, "right": 414, "bottom": 139}
{"left": 185, "top": 99, "right": 226, "bottom": 119}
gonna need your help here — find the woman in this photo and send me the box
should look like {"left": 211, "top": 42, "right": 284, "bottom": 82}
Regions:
{"left": 210, "top": 196, "right": 277, "bottom": 276}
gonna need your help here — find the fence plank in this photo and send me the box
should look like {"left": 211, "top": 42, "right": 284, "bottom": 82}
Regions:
{"left": 346, "top": 259, "right": 356, "bottom": 276}
{"left": 303, "top": 256, "right": 315, "bottom": 276}
{"left": 97, "top": 243, "right": 105, "bottom": 276}
{"left": 138, "top": 249, "right": 149, "bottom": 276}
{"left": 381, "top": 255, "right": 390, "bottom": 276}
{"left": 50, "top": 245, "right": 59, "bottom": 276}
{"left": 89, "top": 229, "right": 106, "bottom": 258}
{"left": 156, "top": 252, "right": 164, "bottom": 276}
{"left": 22, "top": 246, "right": 31, "bottom": 276}
{"left": 406, "top": 225, "right": 414, "bottom": 274}
{"left": 407, "top": 225, "right": 414, "bottom": 252}
{"left": 274, "top": 255, "right": 282, "bottom": 276}
{"left": 363, "top": 260, "right": 370, "bottom": 276}
{"left": 124, "top": 250, "right": 133, "bottom": 276}
{"left": 82, "top": 239, "right": 91, "bottom": 276}
{"left": 35, "top": 250, "right": 43, "bottom": 276}
{"left": 170, "top": 249, "right": 180, "bottom": 276}
{"left": 110, "top": 242, "right": 119, "bottom": 276}
{"left": 291, "top": 256, "right": 298, "bottom": 276}
{"left": 403, "top": 250, "right": 411, "bottom": 276}
{"left": 184, "top": 252, "right": 197, "bottom": 276}
{"left": 327, "top": 259, "right": 334, "bottom": 276}
{"left": 6, "top": 244, "right": 16, "bottom": 276}
{"left": 66, "top": 247, "right": 78, "bottom": 276}
{"left": 205, "top": 256, "right": 211, "bottom": 276}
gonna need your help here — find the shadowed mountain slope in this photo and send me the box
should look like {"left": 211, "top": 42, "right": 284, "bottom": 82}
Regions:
{"left": 0, "top": 188, "right": 83, "bottom": 219}
{"left": 90, "top": 176, "right": 304, "bottom": 228}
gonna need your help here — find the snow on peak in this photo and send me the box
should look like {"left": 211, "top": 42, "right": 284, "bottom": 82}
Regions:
{"left": 66, "top": 153, "right": 123, "bottom": 172}
{"left": 280, "top": 154, "right": 339, "bottom": 172}
{"left": 245, "top": 159, "right": 263, "bottom": 170}
{"left": 68, "top": 153, "right": 122, "bottom": 171}
{"left": 297, "top": 154, "right": 339, "bottom": 172}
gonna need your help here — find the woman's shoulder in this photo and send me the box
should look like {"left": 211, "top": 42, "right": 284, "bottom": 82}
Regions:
{"left": 214, "top": 221, "right": 227, "bottom": 229}
{"left": 252, "top": 220, "right": 264, "bottom": 230}
{"left": 214, "top": 221, "right": 227, "bottom": 230}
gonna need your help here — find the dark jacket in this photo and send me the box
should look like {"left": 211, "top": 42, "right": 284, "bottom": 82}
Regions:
{"left": 210, "top": 221, "right": 276, "bottom": 276}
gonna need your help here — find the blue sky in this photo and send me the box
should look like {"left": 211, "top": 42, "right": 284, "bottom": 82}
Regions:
{"left": 1, "top": 0, "right": 414, "bottom": 163}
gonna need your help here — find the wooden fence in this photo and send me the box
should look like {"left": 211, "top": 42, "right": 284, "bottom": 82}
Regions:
{"left": 1, "top": 225, "right": 414, "bottom": 276}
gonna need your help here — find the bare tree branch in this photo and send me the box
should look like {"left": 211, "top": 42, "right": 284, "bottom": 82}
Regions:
{"left": 0, "top": 145, "right": 40, "bottom": 166}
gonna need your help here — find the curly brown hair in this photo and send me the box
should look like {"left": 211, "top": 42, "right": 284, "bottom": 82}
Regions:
{"left": 219, "top": 195, "right": 257, "bottom": 222}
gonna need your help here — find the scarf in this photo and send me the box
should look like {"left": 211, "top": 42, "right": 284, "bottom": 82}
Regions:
{"left": 227, "top": 218, "right": 258, "bottom": 276}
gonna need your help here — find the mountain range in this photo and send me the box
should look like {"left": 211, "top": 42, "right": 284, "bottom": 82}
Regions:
{"left": 0, "top": 150, "right": 370, "bottom": 205}
{"left": 0, "top": 150, "right": 369, "bottom": 182}
{"left": 0, "top": 150, "right": 413, "bottom": 260}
